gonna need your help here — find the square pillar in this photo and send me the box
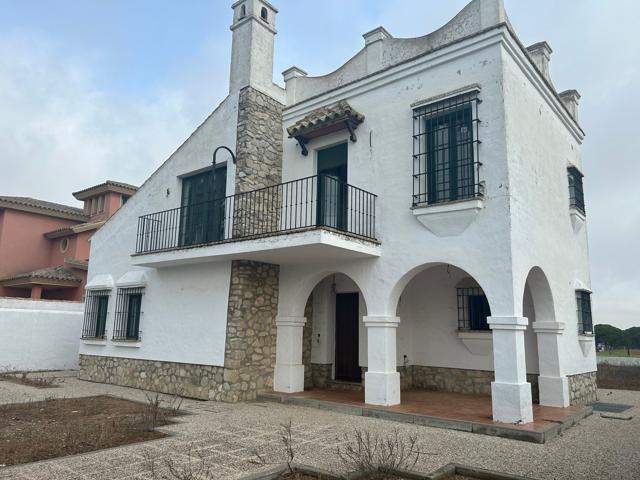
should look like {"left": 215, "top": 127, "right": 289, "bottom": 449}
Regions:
{"left": 274, "top": 316, "right": 306, "bottom": 393}
{"left": 364, "top": 316, "right": 400, "bottom": 406}
{"left": 30, "top": 285, "right": 43, "bottom": 300}
{"left": 488, "top": 316, "right": 533, "bottom": 423}
{"left": 533, "top": 321, "right": 570, "bottom": 407}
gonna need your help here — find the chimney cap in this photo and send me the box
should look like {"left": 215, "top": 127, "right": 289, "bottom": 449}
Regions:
{"left": 559, "top": 89, "right": 581, "bottom": 101}
{"left": 363, "top": 26, "right": 392, "bottom": 46}
{"left": 282, "top": 66, "right": 308, "bottom": 82}
{"left": 527, "top": 41, "right": 553, "bottom": 57}
{"left": 231, "top": 0, "right": 278, "bottom": 14}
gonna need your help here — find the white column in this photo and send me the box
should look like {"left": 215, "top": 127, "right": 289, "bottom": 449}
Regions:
{"left": 532, "top": 321, "right": 570, "bottom": 407}
{"left": 488, "top": 316, "right": 533, "bottom": 423}
{"left": 364, "top": 316, "right": 400, "bottom": 406}
{"left": 273, "top": 316, "right": 306, "bottom": 393}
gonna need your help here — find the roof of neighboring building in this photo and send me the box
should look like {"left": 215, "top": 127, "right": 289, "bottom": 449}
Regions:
{"left": 0, "top": 196, "right": 88, "bottom": 222}
{"left": 44, "top": 220, "right": 106, "bottom": 239}
{"left": 72, "top": 180, "right": 139, "bottom": 201}
{"left": 0, "top": 266, "right": 82, "bottom": 286}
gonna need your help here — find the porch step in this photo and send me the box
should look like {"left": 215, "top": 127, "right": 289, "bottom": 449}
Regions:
{"left": 326, "top": 380, "right": 362, "bottom": 392}
{"left": 257, "top": 392, "right": 593, "bottom": 444}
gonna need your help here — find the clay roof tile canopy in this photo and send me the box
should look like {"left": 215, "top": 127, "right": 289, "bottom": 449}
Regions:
{"left": 0, "top": 266, "right": 81, "bottom": 286}
{"left": 287, "top": 100, "right": 365, "bottom": 156}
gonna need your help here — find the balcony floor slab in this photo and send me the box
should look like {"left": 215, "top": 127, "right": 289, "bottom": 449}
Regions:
{"left": 131, "top": 228, "right": 380, "bottom": 268}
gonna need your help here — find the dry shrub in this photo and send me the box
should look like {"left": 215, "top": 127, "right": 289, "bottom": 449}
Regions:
{"left": 146, "top": 445, "right": 213, "bottom": 480}
{"left": 336, "top": 429, "right": 422, "bottom": 477}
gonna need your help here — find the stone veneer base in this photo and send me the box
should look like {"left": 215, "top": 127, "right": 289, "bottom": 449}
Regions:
{"left": 567, "top": 371, "right": 598, "bottom": 405}
{"left": 79, "top": 354, "right": 225, "bottom": 400}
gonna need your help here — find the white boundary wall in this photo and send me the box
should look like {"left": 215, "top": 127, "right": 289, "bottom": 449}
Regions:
{"left": 0, "top": 298, "right": 83, "bottom": 372}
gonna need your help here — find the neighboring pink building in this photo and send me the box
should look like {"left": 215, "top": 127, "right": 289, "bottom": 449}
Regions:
{"left": 0, "top": 181, "right": 138, "bottom": 301}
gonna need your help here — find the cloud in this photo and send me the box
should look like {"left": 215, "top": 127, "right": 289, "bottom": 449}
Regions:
{"left": 0, "top": 32, "right": 197, "bottom": 206}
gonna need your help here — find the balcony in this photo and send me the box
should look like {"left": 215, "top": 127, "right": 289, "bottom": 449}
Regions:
{"left": 132, "top": 175, "right": 380, "bottom": 268}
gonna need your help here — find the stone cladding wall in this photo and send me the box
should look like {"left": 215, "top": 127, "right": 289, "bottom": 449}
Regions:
{"left": 233, "top": 86, "right": 284, "bottom": 237}
{"left": 214, "top": 85, "right": 285, "bottom": 402}
{"left": 220, "top": 260, "right": 279, "bottom": 402}
{"left": 311, "top": 363, "right": 332, "bottom": 389}
{"left": 78, "top": 355, "right": 223, "bottom": 400}
{"left": 568, "top": 371, "right": 598, "bottom": 405}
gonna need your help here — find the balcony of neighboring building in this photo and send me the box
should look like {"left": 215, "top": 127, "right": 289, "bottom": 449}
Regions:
{"left": 131, "top": 174, "right": 380, "bottom": 268}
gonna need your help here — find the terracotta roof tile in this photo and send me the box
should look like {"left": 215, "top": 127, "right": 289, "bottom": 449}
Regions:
{"left": 1, "top": 266, "right": 81, "bottom": 284}
{"left": 0, "top": 196, "right": 87, "bottom": 220}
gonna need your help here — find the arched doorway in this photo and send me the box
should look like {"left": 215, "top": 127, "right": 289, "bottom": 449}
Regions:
{"left": 274, "top": 272, "right": 368, "bottom": 394}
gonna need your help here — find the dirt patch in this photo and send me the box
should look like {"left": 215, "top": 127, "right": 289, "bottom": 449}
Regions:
{"left": 597, "top": 364, "right": 640, "bottom": 391}
{"left": 0, "top": 373, "right": 59, "bottom": 389}
{"left": 0, "top": 395, "right": 177, "bottom": 466}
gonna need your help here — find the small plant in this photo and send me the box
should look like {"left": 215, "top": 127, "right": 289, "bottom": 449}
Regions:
{"left": 336, "top": 428, "right": 422, "bottom": 478}
{"left": 251, "top": 418, "right": 296, "bottom": 474}
{"left": 146, "top": 445, "right": 213, "bottom": 480}
{"left": 143, "top": 393, "right": 164, "bottom": 432}
{"left": 143, "top": 391, "right": 184, "bottom": 432}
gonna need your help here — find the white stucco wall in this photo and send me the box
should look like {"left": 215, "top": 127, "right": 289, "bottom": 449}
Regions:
{"left": 0, "top": 298, "right": 83, "bottom": 372}
{"left": 80, "top": 95, "right": 239, "bottom": 367}
{"left": 501, "top": 43, "right": 596, "bottom": 376}
{"left": 279, "top": 30, "right": 516, "bottom": 355}
{"left": 278, "top": 21, "right": 592, "bottom": 379}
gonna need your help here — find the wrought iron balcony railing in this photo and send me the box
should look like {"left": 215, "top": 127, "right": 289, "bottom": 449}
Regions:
{"left": 136, "top": 175, "right": 377, "bottom": 254}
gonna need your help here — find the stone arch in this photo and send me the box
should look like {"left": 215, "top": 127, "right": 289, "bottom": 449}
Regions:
{"left": 279, "top": 269, "right": 370, "bottom": 318}
{"left": 523, "top": 266, "right": 556, "bottom": 324}
{"left": 389, "top": 261, "right": 501, "bottom": 318}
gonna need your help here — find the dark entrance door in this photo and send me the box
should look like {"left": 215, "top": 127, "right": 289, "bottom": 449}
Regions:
{"left": 317, "top": 143, "right": 348, "bottom": 231}
{"left": 335, "top": 292, "right": 361, "bottom": 382}
{"left": 180, "top": 166, "right": 227, "bottom": 246}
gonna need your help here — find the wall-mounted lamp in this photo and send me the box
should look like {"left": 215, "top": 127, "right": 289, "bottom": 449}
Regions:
{"left": 211, "top": 146, "right": 237, "bottom": 200}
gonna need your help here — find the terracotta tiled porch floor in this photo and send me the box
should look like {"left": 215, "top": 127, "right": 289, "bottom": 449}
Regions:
{"left": 260, "top": 388, "right": 592, "bottom": 442}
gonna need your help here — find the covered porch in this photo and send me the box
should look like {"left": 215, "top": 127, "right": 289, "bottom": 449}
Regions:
{"left": 260, "top": 388, "right": 591, "bottom": 444}
{"left": 273, "top": 264, "right": 572, "bottom": 425}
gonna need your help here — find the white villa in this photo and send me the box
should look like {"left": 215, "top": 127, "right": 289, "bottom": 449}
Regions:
{"left": 79, "top": 0, "right": 596, "bottom": 424}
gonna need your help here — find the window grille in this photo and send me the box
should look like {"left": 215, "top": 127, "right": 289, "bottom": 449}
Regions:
{"left": 576, "top": 290, "right": 593, "bottom": 334}
{"left": 568, "top": 166, "right": 585, "bottom": 214}
{"left": 457, "top": 287, "right": 491, "bottom": 331}
{"left": 113, "top": 287, "right": 144, "bottom": 341}
{"left": 413, "top": 91, "right": 481, "bottom": 206}
{"left": 82, "top": 290, "right": 110, "bottom": 339}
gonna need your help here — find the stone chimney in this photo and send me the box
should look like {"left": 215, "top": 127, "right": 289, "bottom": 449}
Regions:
{"left": 229, "top": 0, "right": 278, "bottom": 94}
{"left": 526, "top": 41, "right": 553, "bottom": 84}
{"left": 559, "top": 90, "right": 581, "bottom": 122}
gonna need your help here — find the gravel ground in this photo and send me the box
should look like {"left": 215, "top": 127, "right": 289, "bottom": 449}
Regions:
{"left": 0, "top": 373, "right": 638, "bottom": 480}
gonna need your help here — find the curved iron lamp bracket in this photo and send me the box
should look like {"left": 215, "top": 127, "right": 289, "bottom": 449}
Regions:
{"left": 212, "top": 145, "right": 237, "bottom": 167}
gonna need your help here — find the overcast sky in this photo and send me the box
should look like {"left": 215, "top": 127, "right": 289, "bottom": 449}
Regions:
{"left": 1, "top": 1, "right": 638, "bottom": 329}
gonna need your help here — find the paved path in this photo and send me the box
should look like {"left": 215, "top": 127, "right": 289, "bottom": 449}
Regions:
{"left": 1, "top": 373, "right": 639, "bottom": 480}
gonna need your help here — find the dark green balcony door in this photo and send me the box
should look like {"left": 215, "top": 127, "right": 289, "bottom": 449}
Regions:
{"left": 180, "top": 166, "right": 227, "bottom": 246}
{"left": 317, "top": 143, "right": 348, "bottom": 231}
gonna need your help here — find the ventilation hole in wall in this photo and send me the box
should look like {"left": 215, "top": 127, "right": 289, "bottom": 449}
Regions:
{"left": 239, "top": 4, "right": 246, "bottom": 18}
{"left": 260, "top": 7, "right": 268, "bottom": 21}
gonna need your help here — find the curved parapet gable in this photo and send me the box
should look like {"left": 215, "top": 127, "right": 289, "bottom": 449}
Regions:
{"left": 284, "top": 0, "right": 509, "bottom": 104}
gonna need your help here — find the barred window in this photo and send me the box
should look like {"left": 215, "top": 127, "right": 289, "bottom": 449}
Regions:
{"left": 457, "top": 287, "right": 491, "bottom": 331}
{"left": 413, "top": 91, "right": 481, "bottom": 206}
{"left": 576, "top": 290, "right": 593, "bottom": 334}
{"left": 113, "top": 287, "right": 144, "bottom": 341}
{"left": 568, "top": 166, "right": 585, "bottom": 214}
{"left": 82, "top": 290, "right": 110, "bottom": 339}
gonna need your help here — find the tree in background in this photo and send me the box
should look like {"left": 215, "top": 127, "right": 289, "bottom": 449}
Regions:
{"left": 595, "top": 324, "right": 640, "bottom": 352}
